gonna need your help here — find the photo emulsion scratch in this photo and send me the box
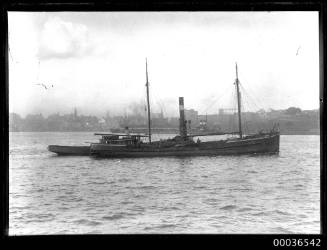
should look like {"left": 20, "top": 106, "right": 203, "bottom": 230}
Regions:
{"left": 8, "top": 11, "right": 320, "bottom": 234}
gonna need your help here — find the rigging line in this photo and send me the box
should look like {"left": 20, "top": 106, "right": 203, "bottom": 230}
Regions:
{"left": 239, "top": 84, "right": 262, "bottom": 111}
{"left": 240, "top": 85, "right": 260, "bottom": 112}
{"left": 237, "top": 70, "right": 267, "bottom": 109}
{"left": 241, "top": 94, "right": 254, "bottom": 134}
{"left": 242, "top": 91, "right": 266, "bottom": 132}
{"left": 212, "top": 84, "right": 235, "bottom": 109}
{"left": 144, "top": 68, "right": 163, "bottom": 115}
{"left": 234, "top": 87, "right": 243, "bottom": 133}
{"left": 228, "top": 87, "right": 237, "bottom": 132}
{"left": 201, "top": 95, "right": 224, "bottom": 114}
{"left": 142, "top": 91, "right": 148, "bottom": 117}
{"left": 240, "top": 91, "right": 247, "bottom": 133}
{"left": 224, "top": 87, "right": 236, "bottom": 114}
{"left": 197, "top": 84, "right": 226, "bottom": 114}
{"left": 236, "top": 87, "right": 246, "bottom": 135}
{"left": 242, "top": 90, "right": 254, "bottom": 113}
{"left": 151, "top": 87, "right": 166, "bottom": 115}
{"left": 242, "top": 87, "right": 263, "bottom": 111}
{"left": 245, "top": 86, "right": 265, "bottom": 113}
{"left": 238, "top": 79, "right": 266, "bottom": 110}
{"left": 146, "top": 79, "right": 159, "bottom": 112}
{"left": 243, "top": 88, "right": 266, "bottom": 132}
{"left": 149, "top": 91, "right": 160, "bottom": 115}
{"left": 199, "top": 84, "right": 234, "bottom": 114}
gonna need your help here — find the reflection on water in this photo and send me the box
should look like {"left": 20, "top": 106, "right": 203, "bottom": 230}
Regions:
{"left": 9, "top": 132, "right": 320, "bottom": 234}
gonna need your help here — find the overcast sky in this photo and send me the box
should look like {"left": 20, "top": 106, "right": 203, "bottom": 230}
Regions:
{"left": 8, "top": 11, "right": 319, "bottom": 118}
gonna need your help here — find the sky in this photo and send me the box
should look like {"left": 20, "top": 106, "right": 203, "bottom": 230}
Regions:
{"left": 8, "top": 11, "right": 319, "bottom": 118}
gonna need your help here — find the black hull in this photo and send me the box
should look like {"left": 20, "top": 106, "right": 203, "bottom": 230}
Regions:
{"left": 48, "top": 145, "right": 90, "bottom": 156}
{"left": 90, "top": 133, "right": 280, "bottom": 158}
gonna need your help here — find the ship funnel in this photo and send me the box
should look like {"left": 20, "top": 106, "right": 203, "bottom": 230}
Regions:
{"left": 179, "top": 97, "right": 187, "bottom": 139}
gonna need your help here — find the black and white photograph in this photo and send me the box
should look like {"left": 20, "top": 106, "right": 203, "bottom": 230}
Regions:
{"left": 8, "top": 11, "right": 320, "bottom": 235}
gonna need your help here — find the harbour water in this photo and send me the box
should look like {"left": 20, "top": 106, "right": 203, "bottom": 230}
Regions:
{"left": 9, "top": 132, "right": 320, "bottom": 234}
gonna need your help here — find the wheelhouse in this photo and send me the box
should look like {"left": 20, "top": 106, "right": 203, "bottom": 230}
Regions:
{"left": 94, "top": 133, "right": 149, "bottom": 145}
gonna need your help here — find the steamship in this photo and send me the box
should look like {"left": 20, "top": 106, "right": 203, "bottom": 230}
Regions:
{"left": 48, "top": 60, "right": 280, "bottom": 157}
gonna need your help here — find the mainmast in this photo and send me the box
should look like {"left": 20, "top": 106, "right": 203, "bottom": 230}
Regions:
{"left": 235, "top": 63, "right": 243, "bottom": 139}
{"left": 145, "top": 58, "right": 152, "bottom": 143}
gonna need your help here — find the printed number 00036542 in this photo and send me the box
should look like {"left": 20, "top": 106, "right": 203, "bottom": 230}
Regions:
{"left": 273, "top": 239, "right": 321, "bottom": 247}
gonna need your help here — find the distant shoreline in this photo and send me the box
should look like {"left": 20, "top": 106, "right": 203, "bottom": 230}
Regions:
{"left": 9, "top": 131, "right": 320, "bottom": 135}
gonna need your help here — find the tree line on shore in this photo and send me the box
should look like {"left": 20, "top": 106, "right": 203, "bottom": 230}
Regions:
{"left": 9, "top": 107, "right": 319, "bottom": 134}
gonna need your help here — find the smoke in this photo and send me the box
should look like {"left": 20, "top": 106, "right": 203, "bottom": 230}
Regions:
{"left": 126, "top": 101, "right": 147, "bottom": 117}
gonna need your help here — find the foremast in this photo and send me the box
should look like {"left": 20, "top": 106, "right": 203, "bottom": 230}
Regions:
{"left": 145, "top": 58, "right": 152, "bottom": 143}
{"left": 235, "top": 63, "right": 243, "bottom": 139}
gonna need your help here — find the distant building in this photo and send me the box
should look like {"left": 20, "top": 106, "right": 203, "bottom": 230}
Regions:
{"left": 151, "top": 111, "right": 168, "bottom": 127}
{"left": 198, "top": 119, "right": 207, "bottom": 130}
{"left": 258, "top": 109, "right": 267, "bottom": 118}
{"left": 98, "top": 118, "right": 106, "bottom": 124}
{"left": 184, "top": 109, "right": 198, "bottom": 127}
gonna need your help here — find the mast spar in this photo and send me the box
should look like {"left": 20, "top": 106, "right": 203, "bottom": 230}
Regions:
{"left": 235, "top": 63, "right": 243, "bottom": 139}
{"left": 145, "top": 58, "right": 152, "bottom": 143}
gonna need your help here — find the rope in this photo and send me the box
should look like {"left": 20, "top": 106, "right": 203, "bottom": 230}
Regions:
{"left": 240, "top": 93, "right": 254, "bottom": 134}
{"left": 238, "top": 74, "right": 266, "bottom": 111}
{"left": 199, "top": 84, "right": 234, "bottom": 115}
{"left": 228, "top": 87, "right": 237, "bottom": 133}
{"left": 239, "top": 84, "right": 267, "bottom": 133}
{"left": 239, "top": 84, "right": 261, "bottom": 111}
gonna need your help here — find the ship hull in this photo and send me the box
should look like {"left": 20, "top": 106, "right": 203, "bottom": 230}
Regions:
{"left": 90, "top": 133, "right": 279, "bottom": 158}
{"left": 48, "top": 145, "right": 90, "bottom": 156}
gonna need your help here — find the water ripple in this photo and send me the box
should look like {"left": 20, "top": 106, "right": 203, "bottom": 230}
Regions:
{"left": 220, "top": 205, "right": 237, "bottom": 210}
{"left": 9, "top": 133, "right": 320, "bottom": 234}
